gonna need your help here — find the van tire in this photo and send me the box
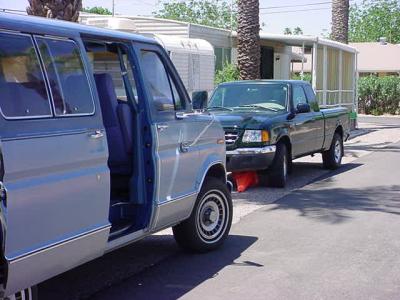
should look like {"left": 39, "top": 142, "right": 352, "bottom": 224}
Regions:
{"left": 322, "top": 133, "right": 343, "bottom": 170}
{"left": 268, "top": 143, "right": 289, "bottom": 188}
{"left": 173, "top": 177, "right": 232, "bottom": 253}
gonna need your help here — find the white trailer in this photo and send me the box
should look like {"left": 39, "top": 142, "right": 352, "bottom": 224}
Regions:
{"left": 82, "top": 17, "right": 215, "bottom": 97}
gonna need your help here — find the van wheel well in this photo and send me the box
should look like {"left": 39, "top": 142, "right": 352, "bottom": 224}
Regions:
{"left": 204, "top": 164, "right": 226, "bottom": 183}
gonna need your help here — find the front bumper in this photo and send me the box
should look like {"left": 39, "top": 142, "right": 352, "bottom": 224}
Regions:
{"left": 226, "top": 145, "right": 276, "bottom": 172}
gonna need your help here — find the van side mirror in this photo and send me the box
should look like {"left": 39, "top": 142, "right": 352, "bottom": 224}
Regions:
{"left": 296, "top": 103, "right": 311, "bottom": 114}
{"left": 192, "top": 91, "right": 208, "bottom": 110}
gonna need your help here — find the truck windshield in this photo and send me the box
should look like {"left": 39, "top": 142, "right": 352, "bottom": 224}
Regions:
{"left": 209, "top": 83, "right": 288, "bottom": 112}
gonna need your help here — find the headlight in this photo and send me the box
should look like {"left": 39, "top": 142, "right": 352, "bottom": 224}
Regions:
{"left": 242, "top": 130, "right": 270, "bottom": 143}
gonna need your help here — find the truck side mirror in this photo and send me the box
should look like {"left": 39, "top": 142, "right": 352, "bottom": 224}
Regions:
{"left": 296, "top": 103, "right": 311, "bottom": 114}
{"left": 192, "top": 91, "right": 208, "bottom": 110}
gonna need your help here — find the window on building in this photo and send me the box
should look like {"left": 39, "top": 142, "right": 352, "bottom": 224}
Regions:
{"left": 215, "top": 47, "right": 232, "bottom": 71}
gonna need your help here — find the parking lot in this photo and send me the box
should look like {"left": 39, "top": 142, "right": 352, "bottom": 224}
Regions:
{"left": 39, "top": 116, "right": 400, "bottom": 300}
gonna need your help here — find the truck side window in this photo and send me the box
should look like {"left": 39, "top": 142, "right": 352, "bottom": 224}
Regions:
{"left": 140, "top": 50, "right": 182, "bottom": 112}
{"left": 292, "top": 85, "right": 307, "bottom": 108}
{"left": 36, "top": 37, "right": 95, "bottom": 116}
{"left": 0, "top": 33, "right": 52, "bottom": 118}
{"left": 303, "top": 85, "right": 320, "bottom": 112}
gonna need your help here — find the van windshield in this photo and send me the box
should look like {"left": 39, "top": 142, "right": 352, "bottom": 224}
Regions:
{"left": 208, "top": 83, "right": 288, "bottom": 112}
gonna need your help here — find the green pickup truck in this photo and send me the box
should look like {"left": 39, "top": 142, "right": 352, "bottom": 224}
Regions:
{"left": 206, "top": 80, "right": 351, "bottom": 188}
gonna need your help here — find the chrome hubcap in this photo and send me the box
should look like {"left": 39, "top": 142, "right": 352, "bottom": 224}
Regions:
{"left": 7, "top": 287, "right": 33, "bottom": 300}
{"left": 196, "top": 190, "right": 229, "bottom": 243}
{"left": 283, "top": 154, "right": 288, "bottom": 178}
{"left": 334, "top": 140, "right": 342, "bottom": 163}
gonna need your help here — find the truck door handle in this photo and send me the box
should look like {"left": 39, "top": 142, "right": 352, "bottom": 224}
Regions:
{"left": 157, "top": 124, "right": 169, "bottom": 131}
{"left": 180, "top": 141, "right": 191, "bottom": 153}
{"left": 90, "top": 130, "right": 104, "bottom": 139}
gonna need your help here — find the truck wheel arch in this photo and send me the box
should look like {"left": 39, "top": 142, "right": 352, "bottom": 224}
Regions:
{"left": 335, "top": 125, "right": 344, "bottom": 138}
{"left": 277, "top": 135, "right": 292, "bottom": 160}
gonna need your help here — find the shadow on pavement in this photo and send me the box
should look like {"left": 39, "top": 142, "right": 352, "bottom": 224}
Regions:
{"left": 39, "top": 234, "right": 257, "bottom": 300}
{"left": 89, "top": 234, "right": 258, "bottom": 300}
{"left": 267, "top": 184, "right": 400, "bottom": 224}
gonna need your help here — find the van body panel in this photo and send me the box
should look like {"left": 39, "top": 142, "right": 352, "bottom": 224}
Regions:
{"left": 5, "top": 226, "right": 109, "bottom": 296}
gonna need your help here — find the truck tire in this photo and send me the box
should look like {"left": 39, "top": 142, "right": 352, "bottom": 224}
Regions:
{"left": 322, "top": 132, "right": 343, "bottom": 169}
{"left": 173, "top": 177, "right": 232, "bottom": 253}
{"left": 268, "top": 143, "right": 289, "bottom": 188}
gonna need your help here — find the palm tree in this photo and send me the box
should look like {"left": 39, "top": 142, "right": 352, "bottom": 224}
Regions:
{"left": 331, "top": 0, "right": 349, "bottom": 44}
{"left": 27, "top": 0, "right": 82, "bottom": 22}
{"left": 237, "top": 0, "right": 260, "bottom": 80}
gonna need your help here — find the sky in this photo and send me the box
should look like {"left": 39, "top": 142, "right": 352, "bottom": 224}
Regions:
{"left": 0, "top": 0, "right": 362, "bottom": 36}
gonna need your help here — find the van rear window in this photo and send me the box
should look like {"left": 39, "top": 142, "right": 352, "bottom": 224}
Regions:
{"left": 36, "top": 38, "right": 95, "bottom": 116}
{"left": 0, "top": 32, "right": 52, "bottom": 119}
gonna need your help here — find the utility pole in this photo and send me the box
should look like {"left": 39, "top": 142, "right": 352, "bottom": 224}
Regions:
{"left": 112, "top": 0, "right": 115, "bottom": 16}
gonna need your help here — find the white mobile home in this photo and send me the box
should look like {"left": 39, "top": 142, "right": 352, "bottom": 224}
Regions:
{"left": 81, "top": 16, "right": 215, "bottom": 96}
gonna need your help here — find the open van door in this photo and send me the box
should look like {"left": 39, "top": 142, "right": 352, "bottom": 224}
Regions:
{"left": 0, "top": 33, "right": 110, "bottom": 295}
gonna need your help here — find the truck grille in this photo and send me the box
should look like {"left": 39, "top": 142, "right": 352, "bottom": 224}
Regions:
{"left": 225, "top": 130, "right": 239, "bottom": 146}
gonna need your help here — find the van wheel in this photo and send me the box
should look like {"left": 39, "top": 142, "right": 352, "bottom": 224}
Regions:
{"left": 173, "top": 177, "right": 232, "bottom": 253}
{"left": 7, "top": 286, "right": 38, "bottom": 300}
{"left": 268, "top": 143, "right": 289, "bottom": 188}
{"left": 322, "top": 133, "right": 343, "bottom": 170}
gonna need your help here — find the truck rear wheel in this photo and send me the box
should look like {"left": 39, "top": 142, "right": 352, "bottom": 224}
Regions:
{"left": 322, "top": 133, "right": 343, "bottom": 169}
{"left": 173, "top": 177, "right": 232, "bottom": 253}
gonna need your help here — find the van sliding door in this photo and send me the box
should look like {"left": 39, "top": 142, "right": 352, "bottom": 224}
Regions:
{"left": 0, "top": 32, "right": 110, "bottom": 295}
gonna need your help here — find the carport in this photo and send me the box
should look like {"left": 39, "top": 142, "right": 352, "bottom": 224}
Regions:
{"left": 260, "top": 32, "right": 357, "bottom": 112}
{"left": 258, "top": 33, "right": 358, "bottom": 114}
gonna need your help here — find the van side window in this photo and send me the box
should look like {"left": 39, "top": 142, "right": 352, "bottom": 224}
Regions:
{"left": 36, "top": 38, "right": 95, "bottom": 116}
{"left": 0, "top": 33, "right": 52, "bottom": 118}
{"left": 140, "top": 50, "right": 182, "bottom": 112}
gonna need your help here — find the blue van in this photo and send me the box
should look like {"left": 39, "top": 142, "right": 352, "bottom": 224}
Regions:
{"left": 0, "top": 13, "right": 232, "bottom": 299}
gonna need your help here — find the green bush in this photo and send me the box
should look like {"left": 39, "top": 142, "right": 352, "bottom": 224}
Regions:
{"left": 291, "top": 72, "right": 312, "bottom": 83}
{"left": 358, "top": 76, "right": 400, "bottom": 115}
{"left": 215, "top": 63, "right": 240, "bottom": 85}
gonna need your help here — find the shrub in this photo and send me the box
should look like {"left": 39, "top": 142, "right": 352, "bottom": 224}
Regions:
{"left": 291, "top": 72, "right": 312, "bottom": 83}
{"left": 215, "top": 63, "right": 240, "bottom": 85}
{"left": 358, "top": 76, "right": 400, "bottom": 115}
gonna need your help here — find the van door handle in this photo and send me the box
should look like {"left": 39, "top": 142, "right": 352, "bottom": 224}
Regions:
{"left": 157, "top": 124, "right": 169, "bottom": 131}
{"left": 90, "top": 130, "right": 104, "bottom": 139}
{"left": 180, "top": 141, "right": 191, "bottom": 153}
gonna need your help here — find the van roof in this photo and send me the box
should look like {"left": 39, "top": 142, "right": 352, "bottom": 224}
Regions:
{"left": 0, "top": 12, "right": 157, "bottom": 44}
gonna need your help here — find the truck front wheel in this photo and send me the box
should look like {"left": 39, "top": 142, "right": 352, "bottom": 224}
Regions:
{"left": 322, "top": 132, "right": 343, "bottom": 169}
{"left": 173, "top": 177, "right": 232, "bottom": 253}
{"left": 267, "top": 143, "right": 289, "bottom": 188}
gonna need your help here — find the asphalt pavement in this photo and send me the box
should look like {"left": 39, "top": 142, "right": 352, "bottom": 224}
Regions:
{"left": 38, "top": 117, "right": 400, "bottom": 300}
{"left": 88, "top": 129, "right": 400, "bottom": 298}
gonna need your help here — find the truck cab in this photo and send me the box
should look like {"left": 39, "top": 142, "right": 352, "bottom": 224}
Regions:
{"left": 0, "top": 13, "right": 232, "bottom": 299}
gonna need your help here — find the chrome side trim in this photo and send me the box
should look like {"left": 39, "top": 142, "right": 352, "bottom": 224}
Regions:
{"left": 226, "top": 145, "right": 276, "bottom": 155}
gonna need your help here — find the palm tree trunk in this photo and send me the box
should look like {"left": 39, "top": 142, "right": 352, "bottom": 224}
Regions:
{"left": 331, "top": 0, "right": 349, "bottom": 44}
{"left": 237, "top": 0, "right": 261, "bottom": 80}
{"left": 27, "top": 0, "right": 82, "bottom": 22}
